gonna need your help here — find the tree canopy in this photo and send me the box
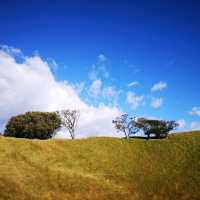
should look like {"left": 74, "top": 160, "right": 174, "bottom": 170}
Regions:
{"left": 4, "top": 112, "right": 61, "bottom": 139}
{"left": 135, "top": 118, "right": 178, "bottom": 139}
{"left": 113, "top": 114, "right": 178, "bottom": 139}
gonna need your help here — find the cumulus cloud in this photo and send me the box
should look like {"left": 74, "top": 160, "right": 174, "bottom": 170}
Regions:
{"left": 0, "top": 46, "right": 122, "bottom": 138}
{"left": 127, "top": 81, "right": 139, "bottom": 87}
{"left": 151, "top": 81, "right": 167, "bottom": 92}
{"left": 151, "top": 97, "right": 163, "bottom": 109}
{"left": 189, "top": 107, "right": 200, "bottom": 117}
{"left": 77, "top": 105, "right": 123, "bottom": 138}
{"left": 177, "top": 119, "right": 186, "bottom": 129}
{"left": 126, "top": 91, "right": 144, "bottom": 109}
{"left": 190, "top": 121, "right": 200, "bottom": 130}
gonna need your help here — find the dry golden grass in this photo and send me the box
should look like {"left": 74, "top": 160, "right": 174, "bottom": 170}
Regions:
{"left": 0, "top": 131, "right": 200, "bottom": 200}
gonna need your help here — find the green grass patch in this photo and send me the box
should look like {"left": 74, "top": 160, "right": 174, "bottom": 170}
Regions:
{"left": 0, "top": 131, "right": 200, "bottom": 199}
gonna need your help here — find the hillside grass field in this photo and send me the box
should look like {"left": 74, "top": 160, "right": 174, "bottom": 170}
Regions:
{"left": 0, "top": 131, "right": 199, "bottom": 200}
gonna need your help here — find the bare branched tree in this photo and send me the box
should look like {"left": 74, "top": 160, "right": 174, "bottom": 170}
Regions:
{"left": 112, "top": 114, "right": 139, "bottom": 139}
{"left": 57, "top": 110, "right": 80, "bottom": 139}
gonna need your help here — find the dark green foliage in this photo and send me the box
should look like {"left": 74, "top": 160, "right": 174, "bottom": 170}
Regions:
{"left": 4, "top": 112, "right": 61, "bottom": 139}
{"left": 136, "top": 118, "right": 178, "bottom": 139}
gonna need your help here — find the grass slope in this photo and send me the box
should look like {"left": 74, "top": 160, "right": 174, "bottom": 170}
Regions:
{"left": 0, "top": 131, "right": 200, "bottom": 200}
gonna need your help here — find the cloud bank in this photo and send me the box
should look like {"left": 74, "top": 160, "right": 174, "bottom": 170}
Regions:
{"left": 0, "top": 46, "right": 122, "bottom": 138}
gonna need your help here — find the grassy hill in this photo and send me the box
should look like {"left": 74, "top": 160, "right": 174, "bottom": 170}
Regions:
{"left": 0, "top": 131, "right": 199, "bottom": 200}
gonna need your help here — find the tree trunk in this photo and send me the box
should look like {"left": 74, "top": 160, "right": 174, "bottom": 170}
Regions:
{"left": 124, "top": 129, "right": 128, "bottom": 139}
{"left": 70, "top": 130, "right": 75, "bottom": 139}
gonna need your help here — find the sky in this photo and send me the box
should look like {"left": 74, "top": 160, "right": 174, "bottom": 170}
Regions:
{"left": 0, "top": 0, "right": 200, "bottom": 137}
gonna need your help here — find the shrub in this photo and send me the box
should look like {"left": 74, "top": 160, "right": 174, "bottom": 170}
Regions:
{"left": 4, "top": 112, "right": 61, "bottom": 139}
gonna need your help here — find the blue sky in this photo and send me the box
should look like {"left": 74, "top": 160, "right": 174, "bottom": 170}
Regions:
{"left": 0, "top": 0, "right": 200, "bottom": 134}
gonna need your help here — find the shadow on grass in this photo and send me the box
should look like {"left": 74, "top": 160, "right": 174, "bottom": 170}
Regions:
{"left": 127, "top": 136, "right": 167, "bottom": 139}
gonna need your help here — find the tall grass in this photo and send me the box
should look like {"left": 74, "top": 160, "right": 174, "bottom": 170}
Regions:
{"left": 0, "top": 131, "right": 199, "bottom": 200}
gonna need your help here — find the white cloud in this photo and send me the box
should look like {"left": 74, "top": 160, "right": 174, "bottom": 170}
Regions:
{"left": 72, "top": 82, "right": 85, "bottom": 94}
{"left": 190, "top": 121, "right": 200, "bottom": 130}
{"left": 55, "top": 105, "right": 123, "bottom": 138}
{"left": 47, "top": 57, "right": 58, "bottom": 71}
{"left": 88, "top": 80, "right": 120, "bottom": 105}
{"left": 140, "top": 115, "right": 160, "bottom": 120}
{"left": 0, "top": 46, "right": 122, "bottom": 138}
{"left": 88, "top": 65, "right": 98, "bottom": 80}
{"left": 151, "top": 81, "right": 167, "bottom": 92}
{"left": 189, "top": 107, "right": 200, "bottom": 117}
{"left": 126, "top": 91, "right": 144, "bottom": 109}
{"left": 0, "top": 44, "right": 22, "bottom": 56}
{"left": 151, "top": 97, "right": 163, "bottom": 109}
{"left": 88, "top": 54, "right": 120, "bottom": 103}
{"left": 88, "top": 79, "right": 102, "bottom": 98}
{"left": 98, "top": 54, "right": 107, "bottom": 62}
{"left": 177, "top": 119, "right": 186, "bottom": 129}
{"left": 103, "top": 86, "right": 117, "bottom": 98}
{"left": 77, "top": 105, "right": 123, "bottom": 138}
{"left": 127, "top": 81, "right": 139, "bottom": 87}
{"left": 102, "top": 86, "right": 121, "bottom": 106}
{"left": 88, "top": 54, "right": 109, "bottom": 80}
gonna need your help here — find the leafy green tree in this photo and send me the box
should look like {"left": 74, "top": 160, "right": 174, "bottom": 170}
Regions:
{"left": 135, "top": 118, "right": 178, "bottom": 139}
{"left": 113, "top": 114, "right": 178, "bottom": 139}
{"left": 4, "top": 112, "right": 61, "bottom": 139}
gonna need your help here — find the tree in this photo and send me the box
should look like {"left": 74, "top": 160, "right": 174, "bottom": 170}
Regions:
{"left": 135, "top": 118, "right": 178, "bottom": 139}
{"left": 112, "top": 114, "right": 139, "bottom": 139}
{"left": 4, "top": 112, "right": 61, "bottom": 139}
{"left": 57, "top": 110, "right": 80, "bottom": 139}
{"left": 113, "top": 114, "right": 178, "bottom": 139}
